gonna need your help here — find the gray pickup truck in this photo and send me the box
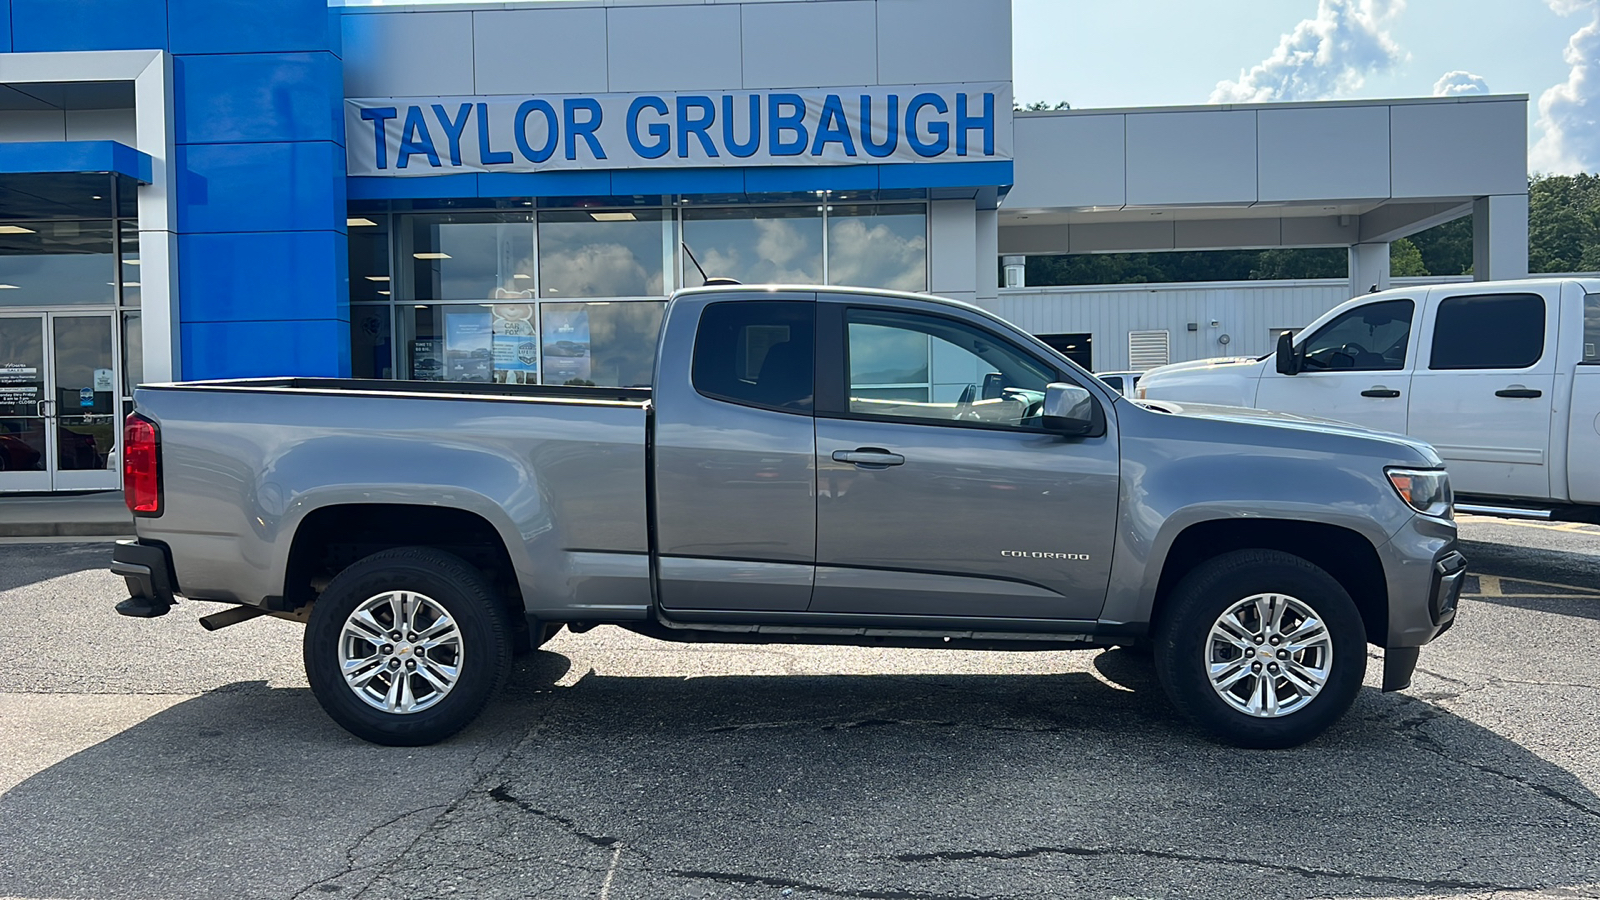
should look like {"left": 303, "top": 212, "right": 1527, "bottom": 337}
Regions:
{"left": 112, "top": 286, "right": 1464, "bottom": 749}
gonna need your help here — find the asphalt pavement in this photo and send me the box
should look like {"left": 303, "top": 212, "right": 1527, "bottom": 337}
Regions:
{"left": 1, "top": 518, "right": 1598, "bottom": 900}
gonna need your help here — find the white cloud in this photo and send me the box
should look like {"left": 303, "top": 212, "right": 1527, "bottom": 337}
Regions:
{"left": 1211, "top": 0, "right": 1407, "bottom": 103}
{"left": 1433, "top": 70, "right": 1490, "bottom": 96}
{"left": 1532, "top": 0, "right": 1600, "bottom": 174}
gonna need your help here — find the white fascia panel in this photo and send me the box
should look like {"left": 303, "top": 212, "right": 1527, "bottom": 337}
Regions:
{"left": 0, "top": 109, "right": 66, "bottom": 141}
{"left": 1390, "top": 100, "right": 1528, "bottom": 199}
{"left": 1068, "top": 220, "right": 1176, "bottom": 254}
{"left": 1258, "top": 105, "right": 1390, "bottom": 203}
{"left": 930, "top": 198, "right": 978, "bottom": 294}
{"left": 1173, "top": 217, "right": 1282, "bottom": 250}
{"left": 877, "top": 0, "right": 1011, "bottom": 84}
{"left": 741, "top": 1, "right": 878, "bottom": 89}
{"left": 1126, "top": 110, "right": 1258, "bottom": 207}
{"left": 474, "top": 8, "right": 609, "bottom": 96}
{"left": 65, "top": 107, "right": 138, "bottom": 143}
{"left": 1008, "top": 114, "right": 1125, "bottom": 210}
{"left": 341, "top": 12, "right": 475, "bottom": 98}
{"left": 607, "top": 5, "right": 742, "bottom": 93}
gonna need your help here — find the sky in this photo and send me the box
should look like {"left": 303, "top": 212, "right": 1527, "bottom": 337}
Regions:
{"left": 1013, "top": 0, "right": 1597, "bottom": 174}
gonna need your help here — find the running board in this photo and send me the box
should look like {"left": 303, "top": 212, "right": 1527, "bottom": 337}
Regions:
{"left": 650, "top": 608, "right": 1104, "bottom": 645}
{"left": 1455, "top": 502, "right": 1554, "bottom": 520}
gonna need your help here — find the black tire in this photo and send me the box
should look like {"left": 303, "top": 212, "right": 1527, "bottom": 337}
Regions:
{"left": 1153, "top": 549, "right": 1367, "bottom": 749}
{"left": 304, "top": 547, "right": 512, "bottom": 746}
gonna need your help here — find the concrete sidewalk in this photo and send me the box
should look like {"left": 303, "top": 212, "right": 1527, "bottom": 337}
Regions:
{"left": 0, "top": 491, "right": 134, "bottom": 538}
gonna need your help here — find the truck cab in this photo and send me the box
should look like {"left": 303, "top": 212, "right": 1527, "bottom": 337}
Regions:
{"left": 1140, "top": 278, "right": 1600, "bottom": 517}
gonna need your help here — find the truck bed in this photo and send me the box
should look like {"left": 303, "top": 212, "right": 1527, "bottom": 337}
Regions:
{"left": 131, "top": 377, "right": 654, "bottom": 614}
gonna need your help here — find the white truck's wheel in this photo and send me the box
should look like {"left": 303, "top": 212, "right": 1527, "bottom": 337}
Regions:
{"left": 304, "top": 547, "right": 511, "bottom": 746}
{"left": 1153, "top": 549, "right": 1366, "bottom": 749}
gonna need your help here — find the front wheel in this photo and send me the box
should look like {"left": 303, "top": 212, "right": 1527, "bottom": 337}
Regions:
{"left": 1153, "top": 550, "right": 1367, "bottom": 749}
{"left": 304, "top": 547, "right": 512, "bottom": 746}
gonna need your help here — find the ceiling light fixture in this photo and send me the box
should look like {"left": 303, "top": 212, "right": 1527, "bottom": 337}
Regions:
{"left": 348, "top": 217, "right": 378, "bottom": 227}
{"left": 378, "top": 290, "right": 391, "bottom": 295}
{"left": 513, "top": 273, "right": 532, "bottom": 280}
{"left": 0, "top": 226, "right": 37, "bottom": 234}
{"left": 589, "top": 212, "right": 637, "bottom": 222}
{"left": 413, "top": 252, "right": 452, "bottom": 260}
{"left": 124, "top": 259, "right": 140, "bottom": 265}
{"left": 0, "top": 284, "right": 19, "bottom": 289}
{"left": 365, "top": 275, "right": 390, "bottom": 282}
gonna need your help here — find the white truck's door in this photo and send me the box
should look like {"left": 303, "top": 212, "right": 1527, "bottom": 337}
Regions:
{"left": 1255, "top": 297, "right": 1418, "bottom": 434}
{"left": 1563, "top": 290, "right": 1600, "bottom": 503}
{"left": 1408, "top": 286, "right": 1560, "bottom": 501}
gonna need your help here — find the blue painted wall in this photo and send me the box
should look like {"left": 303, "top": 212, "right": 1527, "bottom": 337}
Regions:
{"left": 5, "top": 0, "right": 350, "bottom": 380}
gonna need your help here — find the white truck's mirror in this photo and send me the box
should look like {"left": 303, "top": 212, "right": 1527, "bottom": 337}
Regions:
{"left": 1043, "top": 383, "right": 1096, "bottom": 435}
{"left": 1275, "top": 330, "right": 1302, "bottom": 376}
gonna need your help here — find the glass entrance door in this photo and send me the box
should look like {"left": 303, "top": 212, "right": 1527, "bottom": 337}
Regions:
{"left": 0, "top": 312, "right": 120, "bottom": 492}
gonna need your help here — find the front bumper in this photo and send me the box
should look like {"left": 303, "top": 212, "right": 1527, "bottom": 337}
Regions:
{"left": 1378, "top": 513, "right": 1465, "bottom": 691}
{"left": 112, "top": 539, "right": 178, "bottom": 618}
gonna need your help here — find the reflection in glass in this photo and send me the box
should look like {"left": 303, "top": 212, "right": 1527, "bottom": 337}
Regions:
{"left": 827, "top": 204, "right": 927, "bottom": 292}
{"left": 849, "top": 323, "right": 930, "bottom": 387}
{"left": 541, "top": 301, "right": 664, "bottom": 387}
{"left": 348, "top": 213, "right": 391, "bottom": 302}
{"left": 400, "top": 303, "right": 544, "bottom": 385}
{"left": 0, "top": 316, "right": 47, "bottom": 472}
{"left": 52, "top": 315, "right": 115, "bottom": 471}
{"left": 407, "top": 214, "right": 536, "bottom": 302}
{"left": 121, "top": 310, "right": 143, "bottom": 395}
{"left": 350, "top": 305, "right": 393, "bottom": 379}
{"left": 538, "top": 211, "right": 671, "bottom": 298}
{"left": 119, "top": 221, "right": 140, "bottom": 307}
{"left": 0, "top": 221, "right": 115, "bottom": 307}
{"left": 682, "top": 207, "right": 822, "bottom": 285}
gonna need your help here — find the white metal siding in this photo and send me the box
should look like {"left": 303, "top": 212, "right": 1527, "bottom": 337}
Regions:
{"left": 984, "top": 276, "right": 1468, "bottom": 372}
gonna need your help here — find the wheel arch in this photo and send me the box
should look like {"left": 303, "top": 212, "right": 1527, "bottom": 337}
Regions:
{"left": 281, "top": 502, "right": 526, "bottom": 631}
{"left": 1148, "top": 518, "right": 1390, "bottom": 646}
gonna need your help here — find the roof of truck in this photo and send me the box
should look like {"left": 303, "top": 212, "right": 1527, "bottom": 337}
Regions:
{"left": 670, "top": 284, "right": 986, "bottom": 314}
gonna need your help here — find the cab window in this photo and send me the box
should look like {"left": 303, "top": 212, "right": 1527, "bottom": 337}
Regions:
{"left": 1299, "top": 299, "right": 1414, "bottom": 371}
{"left": 1429, "top": 293, "right": 1546, "bottom": 370}
{"left": 844, "top": 308, "right": 1058, "bottom": 430}
{"left": 692, "top": 301, "right": 814, "bottom": 413}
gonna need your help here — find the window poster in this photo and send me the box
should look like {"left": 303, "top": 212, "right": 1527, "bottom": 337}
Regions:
{"left": 541, "top": 307, "right": 592, "bottom": 385}
{"left": 444, "top": 308, "right": 493, "bottom": 383}
{"left": 491, "top": 304, "right": 538, "bottom": 385}
{"left": 0, "top": 363, "right": 41, "bottom": 414}
{"left": 410, "top": 339, "right": 443, "bottom": 380}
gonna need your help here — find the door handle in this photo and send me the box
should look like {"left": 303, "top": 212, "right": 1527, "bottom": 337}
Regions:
{"left": 1495, "top": 388, "right": 1543, "bottom": 399}
{"left": 1361, "top": 388, "right": 1401, "bottom": 398}
{"left": 35, "top": 399, "right": 54, "bottom": 418}
{"left": 832, "top": 448, "right": 905, "bottom": 468}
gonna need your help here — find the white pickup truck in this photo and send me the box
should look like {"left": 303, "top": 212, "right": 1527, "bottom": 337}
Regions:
{"left": 1139, "top": 278, "right": 1600, "bottom": 521}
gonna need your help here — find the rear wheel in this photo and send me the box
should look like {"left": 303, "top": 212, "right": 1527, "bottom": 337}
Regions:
{"left": 304, "top": 547, "right": 512, "bottom": 746}
{"left": 1153, "top": 549, "right": 1366, "bottom": 749}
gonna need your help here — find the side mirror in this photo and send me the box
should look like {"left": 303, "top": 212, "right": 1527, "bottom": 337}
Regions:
{"left": 1042, "top": 383, "right": 1096, "bottom": 436}
{"left": 1275, "top": 330, "right": 1302, "bottom": 376}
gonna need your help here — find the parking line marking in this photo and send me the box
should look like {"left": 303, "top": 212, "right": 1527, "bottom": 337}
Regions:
{"left": 1461, "top": 573, "right": 1600, "bottom": 600}
{"left": 599, "top": 844, "right": 624, "bottom": 900}
{"left": 1475, "top": 575, "right": 1502, "bottom": 597}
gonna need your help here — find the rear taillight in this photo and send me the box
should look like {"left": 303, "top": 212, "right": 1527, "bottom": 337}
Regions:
{"left": 123, "top": 413, "right": 161, "bottom": 516}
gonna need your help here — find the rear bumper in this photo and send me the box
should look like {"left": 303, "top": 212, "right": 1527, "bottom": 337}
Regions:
{"left": 112, "top": 539, "right": 178, "bottom": 617}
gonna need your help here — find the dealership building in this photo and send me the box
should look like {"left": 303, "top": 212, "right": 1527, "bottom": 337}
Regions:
{"left": 0, "top": 0, "right": 1529, "bottom": 491}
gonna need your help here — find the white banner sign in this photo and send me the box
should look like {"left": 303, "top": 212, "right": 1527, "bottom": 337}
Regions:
{"left": 346, "top": 83, "right": 1013, "bottom": 177}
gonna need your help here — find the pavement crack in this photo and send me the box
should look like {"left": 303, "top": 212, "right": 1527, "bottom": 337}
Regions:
{"left": 487, "top": 783, "right": 619, "bottom": 848}
{"left": 666, "top": 869, "right": 1001, "bottom": 900}
{"left": 289, "top": 804, "right": 448, "bottom": 899}
{"left": 890, "top": 846, "right": 1513, "bottom": 892}
{"left": 1397, "top": 710, "right": 1600, "bottom": 821}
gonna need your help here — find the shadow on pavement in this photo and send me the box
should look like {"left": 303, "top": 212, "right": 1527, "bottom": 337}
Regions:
{"left": 3, "top": 646, "right": 1598, "bottom": 900}
{"left": 0, "top": 542, "right": 113, "bottom": 592}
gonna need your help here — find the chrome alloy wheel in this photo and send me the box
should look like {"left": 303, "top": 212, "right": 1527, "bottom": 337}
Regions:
{"left": 338, "top": 591, "right": 464, "bottom": 714}
{"left": 1205, "top": 593, "right": 1333, "bottom": 718}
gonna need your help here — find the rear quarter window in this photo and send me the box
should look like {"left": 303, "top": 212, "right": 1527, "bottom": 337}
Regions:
{"left": 1429, "top": 293, "right": 1546, "bottom": 370}
{"left": 1585, "top": 294, "right": 1600, "bottom": 364}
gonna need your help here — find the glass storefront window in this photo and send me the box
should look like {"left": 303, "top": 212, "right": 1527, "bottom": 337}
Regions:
{"left": 348, "top": 213, "right": 391, "bottom": 303}
{"left": 537, "top": 210, "right": 672, "bottom": 299}
{"left": 826, "top": 204, "right": 927, "bottom": 292}
{"left": 0, "top": 221, "right": 116, "bottom": 307}
{"left": 540, "top": 301, "right": 664, "bottom": 388}
{"left": 350, "top": 305, "right": 394, "bottom": 379}
{"left": 400, "top": 303, "right": 546, "bottom": 385}
{"left": 118, "top": 221, "right": 140, "bottom": 307}
{"left": 681, "top": 206, "right": 822, "bottom": 285}
{"left": 405, "top": 213, "right": 536, "bottom": 302}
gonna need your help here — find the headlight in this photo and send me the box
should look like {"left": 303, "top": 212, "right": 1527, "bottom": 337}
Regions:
{"left": 1386, "top": 468, "right": 1453, "bottom": 519}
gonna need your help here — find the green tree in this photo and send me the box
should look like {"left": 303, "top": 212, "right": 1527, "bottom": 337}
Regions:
{"left": 1390, "top": 238, "right": 1429, "bottom": 276}
{"left": 1408, "top": 217, "right": 1473, "bottom": 276}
